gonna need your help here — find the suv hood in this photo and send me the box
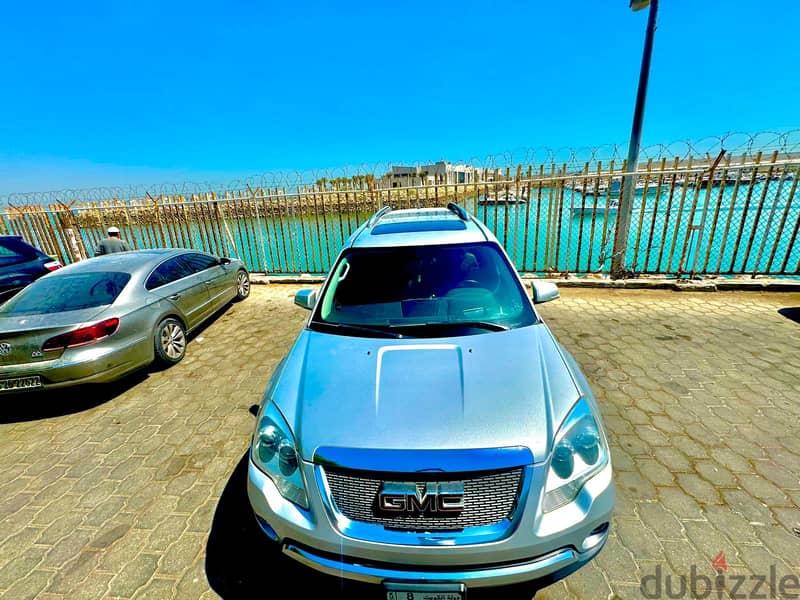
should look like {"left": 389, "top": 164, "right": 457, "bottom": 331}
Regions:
{"left": 271, "top": 324, "right": 582, "bottom": 465}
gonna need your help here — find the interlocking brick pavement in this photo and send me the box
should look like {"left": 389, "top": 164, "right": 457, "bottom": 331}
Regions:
{"left": 0, "top": 286, "right": 798, "bottom": 599}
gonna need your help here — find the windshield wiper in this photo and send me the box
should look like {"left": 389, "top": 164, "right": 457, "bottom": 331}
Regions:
{"left": 389, "top": 321, "right": 510, "bottom": 332}
{"left": 309, "top": 320, "right": 404, "bottom": 338}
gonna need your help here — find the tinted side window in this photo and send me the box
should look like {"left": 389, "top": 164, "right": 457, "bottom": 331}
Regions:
{"left": 146, "top": 257, "right": 192, "bottom": 290}
{"left": 181, "top": 253, "right": 218, "bottom": 274}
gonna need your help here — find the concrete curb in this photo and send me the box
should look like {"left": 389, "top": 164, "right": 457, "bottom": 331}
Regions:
{"left": 249, "top": 274, "right": 800, "bottom": 292}
{"left": 526, "top": 277, "right": 800, "bottom": 292}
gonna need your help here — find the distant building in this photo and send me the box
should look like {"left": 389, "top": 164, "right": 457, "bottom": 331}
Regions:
{"left": 388, "top": 161, "right": 502, "bottom": 187}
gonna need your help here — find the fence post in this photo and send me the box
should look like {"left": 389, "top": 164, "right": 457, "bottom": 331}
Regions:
{"left": 689, "top": 150, "right": 727, "bottom": 277}
{"left": 246, "top": 184, "right": 270, "bottom": 275}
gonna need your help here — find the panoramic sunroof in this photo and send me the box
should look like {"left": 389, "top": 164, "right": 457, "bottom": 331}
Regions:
{"left": 371, "top": 220, "right": 467, "bottom": 235}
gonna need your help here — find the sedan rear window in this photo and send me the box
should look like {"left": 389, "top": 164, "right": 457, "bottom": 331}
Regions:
{"left": 0, "top": 272, "right": 131, "bottom": 315}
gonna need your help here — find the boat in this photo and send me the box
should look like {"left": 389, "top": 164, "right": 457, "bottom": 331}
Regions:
{"left": 581, "top": 183, "right": 607, "bottom": 196}
{"left": 571, "top": 198, "right": 619, "bottom": 215}
{"left": 634, "top": 180, "right": 661, "bottom": 192}
{"left": 478, "top": 192, "right": 527, "bottom": 205}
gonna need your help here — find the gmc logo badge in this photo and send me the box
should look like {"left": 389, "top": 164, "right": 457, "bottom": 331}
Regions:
{"left": 377, "top": 481, "right": 465, "bottom": 515}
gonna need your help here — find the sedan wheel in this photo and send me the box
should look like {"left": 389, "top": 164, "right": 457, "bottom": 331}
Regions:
{"left": 154, "top": 318, "right": 187, "bottom": 365}
{"left": 235, "top": 270, "right": 250, "bottom": 301}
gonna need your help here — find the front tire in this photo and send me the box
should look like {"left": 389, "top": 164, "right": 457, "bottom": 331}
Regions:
{"left": 235, "top": 270, "right": 250, "bottom": 301}
{"left": 154, "top": 318, "right": 187, "bottom": 366}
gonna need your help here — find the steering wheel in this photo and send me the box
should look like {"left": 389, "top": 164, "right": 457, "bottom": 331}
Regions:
{"left": 458, "top": 279, "right": 482, "bottom": 288}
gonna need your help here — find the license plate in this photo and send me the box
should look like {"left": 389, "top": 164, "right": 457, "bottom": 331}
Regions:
{"left": 0, "top": 376, "right": 42, "bottom": 391}
{"left": 385, "top": 582, "right": 465, "bottom": 600}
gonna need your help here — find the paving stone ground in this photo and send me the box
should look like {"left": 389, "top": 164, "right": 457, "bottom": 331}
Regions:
{"left": 0, "top": 285, "right": 798, "bottom": 599}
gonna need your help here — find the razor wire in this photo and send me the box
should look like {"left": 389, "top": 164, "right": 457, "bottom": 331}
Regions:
{"left": 2, "top": 130, "right": 799, "bottom": 208}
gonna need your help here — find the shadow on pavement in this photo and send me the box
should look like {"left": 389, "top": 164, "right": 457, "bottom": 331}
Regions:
{"left": 205, "top": 452, "right": 377, "bottom": 599}
{"left": 778, "top": 307, "right": 800, "bottom": 325}
{"left": 0, "top": 370, "right": 148, "bottom": 424}
{"left": 0, "top": 302, "right": 240, "bottom": 424}
{"left": 206, "top": 452, "right": 543, "bottom": 600}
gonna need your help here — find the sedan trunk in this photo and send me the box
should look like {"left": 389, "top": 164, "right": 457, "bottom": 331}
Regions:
{"left": 0, "top": 308, "right": 109, "bottom": 365}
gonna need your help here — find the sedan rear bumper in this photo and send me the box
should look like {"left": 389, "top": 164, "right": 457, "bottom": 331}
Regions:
{"left": 0, "top": 336, "right": 151, "bottom": 392}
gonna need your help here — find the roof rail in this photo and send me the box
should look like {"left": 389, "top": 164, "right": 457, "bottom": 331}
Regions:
{"left": 367, "top": 205, "right": 392, "bottom": 226}
{"left": 446, "top": 202, "right": 469, "bottom": 221}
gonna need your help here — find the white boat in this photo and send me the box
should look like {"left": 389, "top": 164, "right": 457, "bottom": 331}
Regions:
{"left": 581, "top": 183, "right": 608, "bottom": 196}
{"left": 478, "top": 192, "right": 527, "bottom": 205}
{"left": 634, "top": 181, "right": 661, "bottom": 192}
{"left": 571, "top": 199, "right": 619, "bottom": 215}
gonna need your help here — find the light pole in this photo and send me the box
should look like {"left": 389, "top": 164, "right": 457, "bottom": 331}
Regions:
{"left": 611, "top": 0, "right": 659, "bottom": 278}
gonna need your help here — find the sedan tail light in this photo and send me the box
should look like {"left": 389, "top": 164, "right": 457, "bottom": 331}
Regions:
{"left": 43, "top": 261, "right": 62, "bottom": 271}
{"left": 42, "top": 318, "right": 120, "bottom": 352}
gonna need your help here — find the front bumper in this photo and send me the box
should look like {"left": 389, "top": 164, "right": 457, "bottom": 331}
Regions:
{"left": 281, "top": 539, "right": 605, "bottom": 587}
{"left": 247, "top": 457, "right": 614, "bottom": 589}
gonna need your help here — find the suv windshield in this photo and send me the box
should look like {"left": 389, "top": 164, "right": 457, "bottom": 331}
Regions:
{"left": 310, "top": 242, "right": 536, "bottom": 337}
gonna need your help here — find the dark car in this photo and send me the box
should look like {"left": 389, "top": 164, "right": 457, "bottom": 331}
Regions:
{"left": 0, "top": 236, "right": 62, "bottom": 303}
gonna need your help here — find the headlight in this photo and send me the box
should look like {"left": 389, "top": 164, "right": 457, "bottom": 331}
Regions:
{"left": 251, "top": 401, "right": 309, "bottom": 509}
{"left": 543, "top": 398, "right": 608, "bottom": 513}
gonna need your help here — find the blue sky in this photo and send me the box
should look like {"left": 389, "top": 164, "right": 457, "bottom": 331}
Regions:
{"left": 2, "top": 0, "right": 798, "bottom": 195}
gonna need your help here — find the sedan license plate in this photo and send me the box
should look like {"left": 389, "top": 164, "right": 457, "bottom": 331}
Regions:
{"left": 385, "top": 582, "right": 465, "bottom": 600}
{"left": 0, "top": 376, "right": 42, "bottom": 391}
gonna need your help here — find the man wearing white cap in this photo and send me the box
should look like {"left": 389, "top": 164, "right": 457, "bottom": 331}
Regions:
{"left": 95, "top": 226, "right": 132, "bottom": 255}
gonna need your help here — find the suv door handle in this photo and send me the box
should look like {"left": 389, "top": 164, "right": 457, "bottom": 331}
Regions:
{"left": 168, "top": 293, "right": 181, "bottom": 301}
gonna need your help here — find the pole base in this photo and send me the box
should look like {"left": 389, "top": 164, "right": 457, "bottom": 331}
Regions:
{"left": 610, "top": 268, "right": 638, "bottom": 280}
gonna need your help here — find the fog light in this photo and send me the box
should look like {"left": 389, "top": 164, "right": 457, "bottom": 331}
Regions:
{"left": 581, "top": 522, "right": 609, "bottom": 551}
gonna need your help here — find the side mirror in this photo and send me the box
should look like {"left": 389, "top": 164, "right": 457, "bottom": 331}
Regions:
{"left": 220, "top": 257, "right": 232, "bottom": 265}
{"left": 294, "top": 289, "right": 317, "bottom": 310}
{"left": 531, "top": 281, "right": 560, "bottom": 304}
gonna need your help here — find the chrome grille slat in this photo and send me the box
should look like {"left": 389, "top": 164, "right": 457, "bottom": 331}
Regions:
{"left": 325, "top": 467, "right": 523, "bottom": 531}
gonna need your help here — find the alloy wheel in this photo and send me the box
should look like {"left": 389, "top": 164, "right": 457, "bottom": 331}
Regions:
{"left": 161, "top": 322, "right": 186, "bottom": 359}
{"left": 237, "top": 272, "right": 250, "bottom": 298}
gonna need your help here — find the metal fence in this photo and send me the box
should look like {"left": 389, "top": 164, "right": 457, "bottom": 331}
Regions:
{"left": 2, "top": 150, "right": 799, "bottom": 279}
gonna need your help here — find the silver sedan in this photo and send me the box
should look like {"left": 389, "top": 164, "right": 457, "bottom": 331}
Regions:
{"left": 0, "top": 249, "right": 250, "bottom": 393}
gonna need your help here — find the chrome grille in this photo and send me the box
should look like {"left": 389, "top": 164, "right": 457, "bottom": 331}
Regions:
{"left": 324, "top": 467, "right": 524, "bottom": 531}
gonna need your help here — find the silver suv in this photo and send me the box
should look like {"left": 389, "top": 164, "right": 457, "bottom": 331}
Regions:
{"left": 247, "top": 203, "right": 614, "bottom": 597}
